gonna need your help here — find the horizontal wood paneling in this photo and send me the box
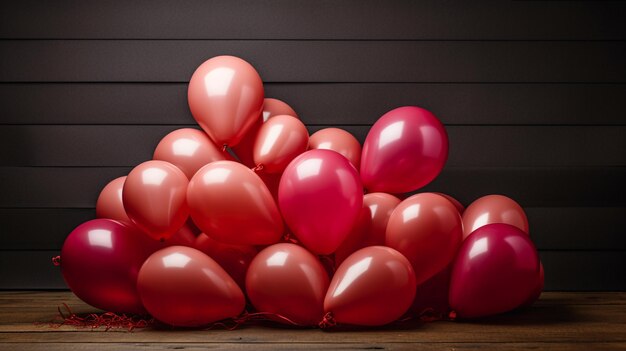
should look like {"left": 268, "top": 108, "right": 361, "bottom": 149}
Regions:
{"left": 1, "top": 207, "right": 624, "bottom": 251}
{"left": 1, "top": 125, "right": 624, "bottom": 167}
{"left": 1, "top": 83, "right": 626, "bottom": 126}
{"left": 1, "top": 250, "right": 622, "bottom": 290}
{"left": 0, "top": 167, "right": 623, "bottom": 208}
{"left": 1, "top": 1, "right": 625, "bottom": 40}
{"left": 2, "top": 41, "right": 625, "bottom": 83}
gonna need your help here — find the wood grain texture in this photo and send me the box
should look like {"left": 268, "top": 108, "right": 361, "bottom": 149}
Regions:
{"left": 1, "top": 0, "right": 625, "bottom": 40}
{"left": 2, "top": 41, "right": 625, "bottom": 82}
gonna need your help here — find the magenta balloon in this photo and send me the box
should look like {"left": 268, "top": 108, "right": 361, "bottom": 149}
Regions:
{"left": 360, "top": 106, "right": 448, "bottom": 193}
{"left": 278, "top": 149, "right": 363, "bottom": 255}
{"left": 449, "top": 223, "right": 540, "bottom": 319}
{"left": 59, "top": 219, "right": 160, "bottom": 314}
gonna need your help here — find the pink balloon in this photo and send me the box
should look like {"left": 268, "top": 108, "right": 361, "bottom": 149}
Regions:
{"left": 449, "top": 223, "right": 540, "bottom": 319}
{"left": 360, "top": 106, "right": 448, "bottom": 193}
{"left": 96, "top": 176, "right": 131, "bottom": 224}
{"left": 59, "top": 219, "right": 160, "bottom": 314}
{"left": 188, "top": 56, "right": 264, "bottom": 147}
{"left": 324, "top": 246, "right": 416, "bottom": 326}
{"left": 123, "top": 160, "right": 189, "bottom": 240}
{"left": 233, "top": 98, "right": 299, "bottom": 167}
{"left": 253, "top": 115, "right": 309, "bottom": 174}
{"left": 335, "top": 192, "right": 401, "bottom": 266}
{"left": 153, "top": 128, "right": 230, "bottom": 179}
{"left": 462, "top": 194, "right": 529, "bottom": 239}
{"left": 187, "top": 160, "right": 284, "bottom": 245}
{"left": 309, "top": 128, "right": 361, "bottom": 169}
{"left": 137, "top": 246, "right": 245, "bottom": 327}
{"left": 195, "top": 233, "right": 258, "bottom": 290}
{"left": 522, "top": 262, "right": 545, "bottom": 307}
{"left": 278, "top": 149, "right": 363, "bottom": 255}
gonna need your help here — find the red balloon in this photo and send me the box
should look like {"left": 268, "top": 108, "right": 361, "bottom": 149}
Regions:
{"left": 59, "top": 219, "right": 160, "bottom": 314}
{"left": 386, "top": 193, "right": 463, "bottom": 285}
{"left": 253, "top": 115, "right": 309, "bottom": 174}
{"left": 335, "top": 192, "right": 401, "bottom": 266}
{"left": 233, "top": 98, "right": 299, "bottom": 167}
{"left": 410, "top": 266, "right": 451, "bottom": 317}
{"left": 137, "top": 246, "right": 245, "bottom": 327}
{"left": 279, "top": 149, "right": 363, "bottom": 255}
{"left": 449, "top": 223, "right": 540, "bottom": 319}
{"left": 187, "top": 161, "right": 284, "bottom": 245}
{"left": 123, "top": 160, "right": 189, "bottom": 240}
{"left": 360, "top": 106, "right": 448, "bottom": 193}
{"left": 309, "top": 127, "right": 361, "bottom": 169}
{"left": 435, "top": 192, "right": 465, "bottom": 214}
{"left": 153, "top": 128, "right": 230, "bottom": 179}
{"left": 162, "top": 223, "right": 198, "bottom": 248}
{"left": 246, "top": 243, "right": 329, "bottom": 326}
{"left": 195, "top": 233, "right": 258, "bottom": 290}
{"left": 258, "top": 171, "right": 282, "bottom": 203}
{"left": 522, "top": 262, "right": 545, "bottom": 307}
{"left": 462, "top": 194, "right": 529, "bottom": 239}
{"left": 188, "top": 56, "right": 264, "bottom": 147}
{"left": 96, "top": 176, "right": 131, "bottom": 224}
{"left": 324, "top": 246, "right": 416, "bottom": 326}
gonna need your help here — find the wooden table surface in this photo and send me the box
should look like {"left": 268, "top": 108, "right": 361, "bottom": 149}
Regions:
{"left": 0, "top": 291, "right": 624, "bottom": 350}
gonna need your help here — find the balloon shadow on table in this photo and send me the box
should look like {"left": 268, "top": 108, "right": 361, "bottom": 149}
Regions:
{"left": 453, "top": 303, "right": 578, "bottom": 326}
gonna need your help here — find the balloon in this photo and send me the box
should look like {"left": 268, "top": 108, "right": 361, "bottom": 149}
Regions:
{"left": 253, "top": 115, "right": 309, "bottom": 174}
{"left": 410, "top": 266, "right": 451, "bottom": 317}
{"left": 522, "top": 262, "right": 545, "bottom": 307}
{"left": 123, "top": 160, "right": 189, "bottom": 240}
{"left": 195, "top": 233, "right": 258, "bottom": 290}
{"left": 449, "top": 223, "right": 540, "bottom": 319}
{"left": 246, "top": 243, "right": 329, "bottom": 326}
{"left": 96, "top": 176, "right": 131, "bottom": 224}
{"left": 233, "top": 98, "right": 299, "bottom": 167}
{"left": 309, "top": 128, "right": 361, "bottom": 169}
{"left": 386, "top": 193, "right": 463, "bottom": 285}
{"left": 153, "top": 128, "right": 230, "bottom": 179}
{"left": 137, "top": 246, "right": 245, "bottom": 327}
{"left": 436, "top": 192, "right": 465, "bottom": 214}
{"left": 187, "top": 160, "right": 284, "bottom": 245}
{"left": 360, "top": 106, "right": 448, "bottom": 193}
{"left": 324, "top": 246, "right": 416, "bottom": 326}
{"left": 278, "top": 149, "right": 363, "bottom": 255}
{"left": 462, "top": 194, "right": 529, "bottom": 239}
{"left": 335, "top": 193, "right": 401, "bottom": 265}
{"left": 59, "top": 219, "right": 160, "bottom": 314}
{"left": 188, "top": 55, "right": 264, "bottom": 147}
{"left": 162, "top": 223, "right": 197, "bottom": 248}
{"left": 258, "top": 171, "right": 282, "bottom": 203}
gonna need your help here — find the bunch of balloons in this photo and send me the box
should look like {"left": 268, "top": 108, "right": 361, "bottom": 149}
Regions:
{"left": 58, "top": 55, "right": 544, "bottom": 328}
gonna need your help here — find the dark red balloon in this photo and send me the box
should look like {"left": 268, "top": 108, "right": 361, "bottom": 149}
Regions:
{"left": 449, "top": 223, "right": 540, "bottom": 319}
{"left": 522, "top": 262, "right": 545, "bottom": 307}
{"left": 410, "top": 266, "right": 452, "bottom": 317}
{"left": 59, "top": 219, "right": 160, "bottom": 314}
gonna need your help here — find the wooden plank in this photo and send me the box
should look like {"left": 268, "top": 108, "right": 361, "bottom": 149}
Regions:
{"left": 1, "top": 166, "right": 623, "bottom": 208}
{"left": 1, "top": 41, "right": 625, "bottom": 83}
{"left": 0, "top": 251, "right": 623, "bottom": 290}
{"left": 2, "top": 125, "right": 624, "bottom": 167}
{"left": 2, "top": 83, "right": 625, "bottom": 126}
{"left": 1, "top": 1, "right": 624, "bottom": 40}
{"left": 1, "top": 208, "right": 624, "bottom": 251}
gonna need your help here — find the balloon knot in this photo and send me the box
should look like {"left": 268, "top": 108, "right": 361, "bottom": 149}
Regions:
{"left": 52, "top": 256, "right": 61, "bottom": 267}
{"left": 251, "top": 164, "right": 264, "bottom": 173}
{"left": 222, "top": 144, "right": 228, "bottom": 152}
{"left": 39, "top": 303, "right": 154, "bottom": 331}
{"left": 448, "top": 310, "right": 457, "bottom": 321}
{"left": 318, "top": 312, "right": 336, "bottom": 329}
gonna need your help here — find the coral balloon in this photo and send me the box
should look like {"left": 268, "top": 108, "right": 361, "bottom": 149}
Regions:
{"left": 324, "top": 246, "right": 416, "bottom": 326}
{"left": 96, "top": 176, "right": 131, "bottom": 224}
{"left": 153, "top": 128, "right": 230, "bottom": 179}
{"left": 462, "top": 194, "right": 529, "bottom": 239}
{"left": 188, "top": 55, "right": 264, "bottom": 147}
{"left": 335, "top": 192, "right": 401, "bottom": 265}
{"left": 449, "top": 223, "right": 540, "bottom": 319}
{"left": 386, "top": 193, "right": 463, "bottom": 285}
{"left": 59, "top": 219, "right": 160, "bottom": 314}
{"left": 253, "top": 115, "right": 309, "bottom": 174}
{"left": 360, "top": 106, "right": 448, "bottom": 193}
{"left": 137, "top": 246, "right": 245, "bottom": 327}
{"left": 234, "top": 98, "right": 298, "bottom": 167}
{"left": 123, "top": 160, "right": 189, "bottom": 240}
{"left": 279, "top": 149, "right": 363, "bottom": 255}
{"left": 187, "top": 161, "right": 284, "bottom": 245}
{"left": 246, "top": 243, "right": 329, "bottom": 326}
{"left": 436, "top": 192, "right": 465, "bottom": 214}
{"left": 309, "top": 128, "right": 361, "bottom": 169}
{"left": 195, "top": 233, "right": 258, "bottom": 290}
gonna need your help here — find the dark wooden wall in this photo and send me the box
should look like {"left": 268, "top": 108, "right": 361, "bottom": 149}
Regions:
{"left": 0, "top": 1, "right": 624, "bottom": 290}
